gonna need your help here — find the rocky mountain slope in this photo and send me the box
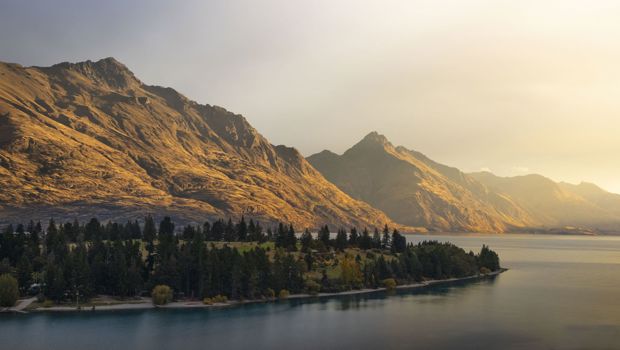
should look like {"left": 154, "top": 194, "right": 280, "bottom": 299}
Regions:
{"left": 0, "top": 58, "right": 394, "bottom": 229}
{"left": 308, "top": 132, "right": 536, "bottom": 232}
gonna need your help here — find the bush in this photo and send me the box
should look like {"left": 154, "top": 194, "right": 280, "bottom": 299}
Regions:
{"left": 278, "top": 289, "right": 290, "bottom": 299}
{"left": 265, "top": 288, "right": 275, "bottom": 299}
{"left": 36, "top": 293, "right": 45, "bottom": 303}
{"left": 0, "top": 274, "right": 19, "bottom": 307}
{"left": 213, "top": 295, "right": 227, "bottom": 303}
{"left": 382, "top": 278, "right": 397, "bottom": 291}
{"left": 480, "top": 267, "right": 492, "bottom": 275}
{"left": 203, "top": 294, "right": 228, "bottom": 305}
{"left": 305, "top": 279, "right": 321, "bottom": 295}
{"left": 42, "top": 299, "right": 54, "bottom": 308}
{"left": 151, "top": 285, "right": 173, "bottom": 305}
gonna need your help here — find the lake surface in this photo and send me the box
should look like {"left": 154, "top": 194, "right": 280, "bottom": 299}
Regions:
{"left": 1, "top": 234, "right": 620, "bottom": 350}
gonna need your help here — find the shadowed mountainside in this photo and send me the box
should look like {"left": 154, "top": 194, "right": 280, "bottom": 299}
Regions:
{"left": 0, "top": 58, "right": 396, "bottom": 229}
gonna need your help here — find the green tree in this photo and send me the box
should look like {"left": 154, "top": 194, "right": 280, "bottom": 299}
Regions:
{"left": 0, "top": 274, "right": 19, "bottom": 307}
{"left": 372, "top": 228, "right": 381, "bottom": 249}
{"left": 16, "top": 254, "right": 32, "bottom": 293}
{"left": 335, "top": 228, "right": 348, "bottom": 251}
{"left": 236, "top": 216, "right": 248, "bottom": 241}
{"left": 391, "top": 229, "right": 407, "bottom": 253}
{"left": 318, "top": 225, "right": 330, "bottom": 249}
{"left": 359, "top": 228, "right": 372, "bottom": 249}
{"left": 348, "top": 227, "right": 359, "bottom": 247}
{"left": 300, "top": 229, "right": 313, "bottom": 252}
{"left": 381, "top": 224, "right": 391, "bottom": 250}
{"left": 478, "top": 245, "right": 500, "bottom": 271}
{"left": 286, "top": 224, "right": 297, "bottom": 251}
{"left": 45, "top": 263, "right": 66, "bottom": 303}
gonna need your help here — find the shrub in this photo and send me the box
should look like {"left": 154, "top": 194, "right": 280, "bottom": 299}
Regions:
{"left": 203, "top": 294, "right": 228, "bottom": 305}
{"left": 480, "top": 267, "right": 492, "bottom": 275}
{"left": 0, "top": 274, "right": 19, "bottom": 307}
{"left": 305, "top": 279, "right": 321, "bottom": 295}
{"left": 278, "top": 289, "right": 290, "bottom": 299}
{"left": 382, "top": 278, "right": 397, "bottom": 291}
{"left": 151, "top": 285, "right": 173, "bottom": 305}
{"left": 212, "top": 294, "right": 228, "bottom": 303}
{"left": 42, "top": 300, "right": 54, "bottom": 308}
{"left": 265, "top": 288, "right": 275, "bottom": 299}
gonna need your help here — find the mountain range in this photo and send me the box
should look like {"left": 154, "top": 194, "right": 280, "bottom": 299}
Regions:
{"left": 2, "top": 57, "right": 619, "bottom": 233}
{"left": 308, "top": 132, "right": 620, "bottom": 233}
{"left": 0, "top": 58, "right": 393, "bottom": 229}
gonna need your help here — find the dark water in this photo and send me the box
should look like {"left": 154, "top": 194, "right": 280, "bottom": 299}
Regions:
{"left": 1, "top": 234, "right": 620, "bottom": 350}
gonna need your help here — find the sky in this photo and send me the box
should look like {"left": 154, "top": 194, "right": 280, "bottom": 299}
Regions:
{"left": 2, "top": 0, "right": 620, "bottom": 193}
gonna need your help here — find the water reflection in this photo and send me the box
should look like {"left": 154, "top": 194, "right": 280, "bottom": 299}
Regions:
{"left": 285, "top": 273, "right": 501, "bottom": 312}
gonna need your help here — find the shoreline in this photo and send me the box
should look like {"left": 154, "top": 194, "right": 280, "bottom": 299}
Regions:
{"left": 5, "top": 268, "right": 506, "bottom": 314}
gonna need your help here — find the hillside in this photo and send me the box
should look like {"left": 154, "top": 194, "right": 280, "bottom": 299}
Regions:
{"left": 0, "top": 58, "right": 394, "bottom": 229}
{"left": 308, "top": 132, "right": 535, "bottom": 232}
{"left": 471, "top": 172, "right": 620, "bottom": 231}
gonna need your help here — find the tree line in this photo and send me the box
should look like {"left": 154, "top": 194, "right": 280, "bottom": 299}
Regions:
{"left": 0, "top": 216, "right": 500, "bottom": 306}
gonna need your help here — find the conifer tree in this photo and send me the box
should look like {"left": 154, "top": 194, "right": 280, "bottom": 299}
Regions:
{"left": 381, "top": 224, "right": 391, "bottom": 250}
{"left": 300, "top": 229, "right": 313, "bottom": 252}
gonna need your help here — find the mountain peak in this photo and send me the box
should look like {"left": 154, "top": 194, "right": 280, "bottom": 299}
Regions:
{"left": 350, "top": 132, "right": 392, "bottom": 152}
{"left": 47, "top": 57, "right": 139, "bottom": 90}
{"left": 362, "top": 131, "right": 389, "bottom": 144}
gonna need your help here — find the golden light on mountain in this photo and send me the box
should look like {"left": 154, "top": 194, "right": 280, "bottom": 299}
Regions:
{"left": 0, "top": 58, "right": 394, "bottom": 229}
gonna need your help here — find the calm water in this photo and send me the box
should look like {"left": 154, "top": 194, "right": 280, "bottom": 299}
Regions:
{"left": 1, "top": 234, "right": 620, "bottom": 350}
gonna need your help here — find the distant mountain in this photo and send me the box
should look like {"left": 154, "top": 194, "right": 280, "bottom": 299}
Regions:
{"left": 470, "top": 172, "right": 620, "bottom": 231}
{"left": 308, "top": 132, "right": 535, "bottom": 232}
{"left": 0, "top": 58, "right": 394, "bottom": 229}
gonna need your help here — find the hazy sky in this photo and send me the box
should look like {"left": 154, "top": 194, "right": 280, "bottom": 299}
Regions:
{"left": 2, "top": 0, "right": 620, "bottom": 193}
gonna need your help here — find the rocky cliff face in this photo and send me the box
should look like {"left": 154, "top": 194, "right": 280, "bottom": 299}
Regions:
{"left": 308, "top": 132, "right": 536, "bottom": 232}
{"left": 0, "top": 58, "right": 394, "bottom": 229}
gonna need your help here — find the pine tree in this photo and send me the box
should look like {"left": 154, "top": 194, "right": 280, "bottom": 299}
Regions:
{"left": 318, "top": 225, "right": 330, "bottom": 249}
{"left": 237, "top": 216, "right": 248, "bottom": 241}
{"left": 359, "top": 228, "right": 371, "bottom": 250}
{"left": 300, "top": 229, "right": 313, "bottom": 252}
{"left": 16, "top": 254, "right": 32, "bottom": 293}
{"left": 391, "top": 229, "right": 407, "bottom": 253}
{"left": 381, "top": 224, "right": 391, "bottom": 250}
{"left": 372, "top": 228, "right": 381, "bottom": 249}
{"left": 224, "top": 218, "right": 236, "bottom": 241}
{"left": 335, "top": 228, "right": 348, "bottom": 251}
{"left": 286, "top": 224, "right": 297, "bottom": 251}
{"left": 348, "top": 227, "right": 359, "bottom": 247}
{"left": 84, "top": 218, "right": 101, "bottom": 242}
{"left": 275, "top": 223, "right": 287, "bottom": 248}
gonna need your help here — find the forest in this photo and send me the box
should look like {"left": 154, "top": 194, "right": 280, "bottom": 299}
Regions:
{"left": 0, "top": 216, "right": 500, "bottom": 307}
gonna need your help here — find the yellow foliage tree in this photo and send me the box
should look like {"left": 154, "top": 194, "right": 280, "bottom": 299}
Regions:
{"left": 340, "top": 254, "right": 362, "bottom": 289}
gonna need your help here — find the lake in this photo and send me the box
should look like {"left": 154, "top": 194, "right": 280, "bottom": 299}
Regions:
{"left": 1, "top": 234, "right": 619, "bottom": 349}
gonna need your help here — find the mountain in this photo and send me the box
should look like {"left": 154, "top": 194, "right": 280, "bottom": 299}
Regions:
{"left": 0, "top": 58, "right": 395, "bottom": 229}
{"left": 308, "top": 132, "right": 535, "bottom": 232}
{"left": 470, "top": 172, "right": 620, "bottom": 231}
